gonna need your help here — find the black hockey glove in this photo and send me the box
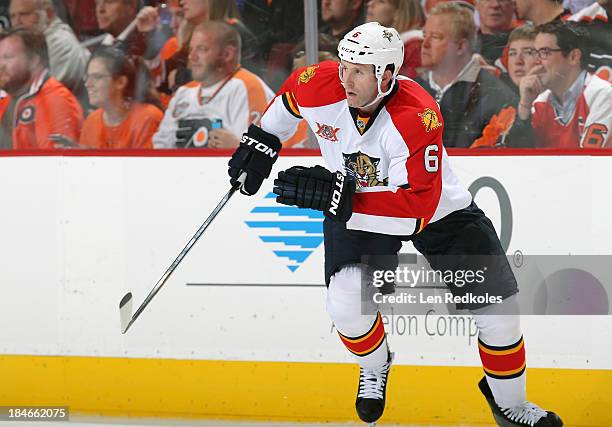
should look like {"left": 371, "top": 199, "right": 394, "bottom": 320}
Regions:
{"left": 228, "top": 124, "right": 282, "bottom": 195}
{"left": 176, "top": 118, "right": 211, "bottom": 148}
{"left": 273, "top": 165, "right": 356, "bottom": 222}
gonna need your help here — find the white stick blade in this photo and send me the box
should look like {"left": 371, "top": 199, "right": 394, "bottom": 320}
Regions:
{"left": 119, "top": 292, "right": 133, "bottom": 334}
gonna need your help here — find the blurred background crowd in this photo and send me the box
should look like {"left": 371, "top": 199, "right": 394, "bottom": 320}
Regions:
{"left": 0, "top": 0, "right": 610, "bottom": 150}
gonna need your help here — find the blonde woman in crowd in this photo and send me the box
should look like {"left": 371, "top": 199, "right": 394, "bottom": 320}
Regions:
{"left": 366, "top": 0, "right": 426, "bottom": 78}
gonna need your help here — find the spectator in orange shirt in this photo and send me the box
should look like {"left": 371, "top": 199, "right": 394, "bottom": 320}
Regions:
{"left": 9, "top": 0, "right": 90, "bottom": 96}
{"left": 0, "top": 28, "right": 83, "bottom": 149}
{"left": 80, "top": 47, "right": 163, "bottom": 149}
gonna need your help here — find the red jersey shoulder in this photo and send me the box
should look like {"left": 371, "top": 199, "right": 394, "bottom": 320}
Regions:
{"left": 283, "top": 60, "right": 346, "bottom": 108}
{"left": 386, "top": 78, "right": 444, "bottom": 136}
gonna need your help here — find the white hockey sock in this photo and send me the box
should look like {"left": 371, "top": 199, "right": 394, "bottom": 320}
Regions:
{"left": 327, "top": 265, "right": 389, "bottom": 368}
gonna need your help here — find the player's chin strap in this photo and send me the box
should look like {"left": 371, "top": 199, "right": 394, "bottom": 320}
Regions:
{"left": 358, "top": 76, "right": 396, "bottom": 109}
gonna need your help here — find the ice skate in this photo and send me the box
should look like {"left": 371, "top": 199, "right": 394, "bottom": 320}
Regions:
{"left": 355, "top": 352, "right": 393, "bottom": 425}
{"left": 479, "top": 377, "right": 563, "bottom": 426}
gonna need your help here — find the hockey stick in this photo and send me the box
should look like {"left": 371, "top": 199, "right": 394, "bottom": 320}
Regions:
{"left": 119, "top": 173, "right": 245, "bottom": 334}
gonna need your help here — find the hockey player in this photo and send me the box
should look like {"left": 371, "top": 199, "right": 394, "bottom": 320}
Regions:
{"left": 227, "top": 22, "right": 564, "bottom": 426}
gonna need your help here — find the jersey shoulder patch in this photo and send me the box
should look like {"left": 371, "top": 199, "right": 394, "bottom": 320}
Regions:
{"left": 290, "top": 61, "right": 346, "bottom": 108}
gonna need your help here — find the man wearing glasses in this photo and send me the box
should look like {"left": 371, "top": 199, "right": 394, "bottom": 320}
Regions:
{"left": 510, "top": 20, "right": 611, "bottom": 148}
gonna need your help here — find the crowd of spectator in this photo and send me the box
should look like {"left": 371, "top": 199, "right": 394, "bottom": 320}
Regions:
{"left": 0, "top": 0, "right": 609, "bottom": 150}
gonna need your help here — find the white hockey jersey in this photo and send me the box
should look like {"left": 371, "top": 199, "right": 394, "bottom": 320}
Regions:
{"left": 261, "top": 61, "right": 472, "bottom": 236}
{"left": 532, "top": 72, "right": 612, "bottom": 148}
{"left": 153, "top": 68, "right": 274, "bottom": 148}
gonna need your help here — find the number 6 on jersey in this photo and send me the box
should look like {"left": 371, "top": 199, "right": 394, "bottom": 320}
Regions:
{"left": 425, "top": 144, "right": 439, "bottom": 173}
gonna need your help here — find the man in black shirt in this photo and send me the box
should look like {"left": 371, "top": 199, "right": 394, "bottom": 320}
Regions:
{"left": 514, "top": 0, "right": 572, "bottom": 25}
{"left": 570, "top": 0, "right": 611, "bottom": 82}
{"left": 0, "top": 0, "right": 8, "bottom": 30}
{"left": 475, "top": 0, "right": 515, "bottom": 64}
{"left": 320, "top": 0, "right": 364, "bottom": 40}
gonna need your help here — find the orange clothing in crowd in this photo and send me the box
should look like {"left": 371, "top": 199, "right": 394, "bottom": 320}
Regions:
{"left": 282, "top": 120, "right": 310, "bottom": 148}
{"left": 158, "top": 36, "right": 180, "bottom": 108}
{"left": 161, "top": 36, "right": 179, "bottom": 61}
{"left": 0, "top": 71, "right": 83, "bottom": 149}
{"left": 79, "top": 103, "right": 164, "bottom": 149}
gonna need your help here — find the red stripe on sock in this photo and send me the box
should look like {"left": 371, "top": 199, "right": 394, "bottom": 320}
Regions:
{"left": 338, "top": 313, "right": 386, "bottom": 356}
{"left": 479, "top": 338, "right": 526, "bottom": 376}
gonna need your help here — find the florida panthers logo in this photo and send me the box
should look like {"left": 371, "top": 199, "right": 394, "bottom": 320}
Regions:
{"left": 343, "top": 151, "right": 388, "bottom": 188}
{"left": 298, "top": 65, "right": 318, "bottom": 85}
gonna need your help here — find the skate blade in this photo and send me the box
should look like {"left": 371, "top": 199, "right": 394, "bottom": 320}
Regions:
{"left": 493, "top": 412, "right": 521, "bottom": 427}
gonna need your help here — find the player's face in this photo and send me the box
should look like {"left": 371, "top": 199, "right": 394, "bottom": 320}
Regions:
{"left": 188, "top": 29, "right": 223, "bottom": 84}
{"left": 421, "top": 14, "right": 456, "bottom": 69}
{"left": 340, "top": 60, "right": 379, "bottom": 108}
{"left": 9, "top": 0, "right": 45, "bottom": 31}
{"left": 0, "top": 36, "right": 32, "bottom": 94}
{"left": 95, "top": 0, "right": 136, "bottom": 36}
{"left": 508, "top": 38, "right": 539, "bottom": 87}
{"left": 180, "top": 0, "right": 208, "bottom": 23}
{"left": 533, "top": 33, "right": 574, "bottom": 89}
{"left": 366, "top": 0, "right": 397, "bottom": 27}
{"left": 476, "top": 0, "right": 514, "bottom": 33}
{"left": 84, "top": 58, "right": 115, "bottom": 109}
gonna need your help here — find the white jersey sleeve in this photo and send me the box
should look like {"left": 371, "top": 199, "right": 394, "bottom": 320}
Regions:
{"left": 153, "top": 86, "right": 184, "bottom": 149}
{"left": 581, "top": 75, "right": 612, "bottom": 148}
